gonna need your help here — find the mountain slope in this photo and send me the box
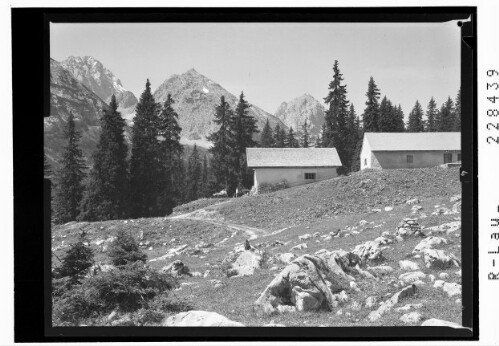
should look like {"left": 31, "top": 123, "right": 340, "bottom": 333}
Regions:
{"left": 153, "top": 69, "right": 286, "bottom": 143}
{"left": 45, "top": 59, "right": 109, "bottom": 167}
{"left": 274, "top": 93, "right": 325, "bottom": 137}
{"left": 61, "top": 56, "right": 138, "bottom": 122}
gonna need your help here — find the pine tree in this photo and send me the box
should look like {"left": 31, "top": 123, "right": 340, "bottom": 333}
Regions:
{"left": 323, "top": 60, "right": 350, "bottom": 173}
{"left": 228, "top": 92, "right": 258, "bottom": 192}
{"left": 345, "top": 104, "right": 361, "bottom": 169}
{"left": 259, "top": 119, "right": 274, "bottom": 147}
{"left": 377, "top": 96, "right": 392, "bottom": 132}
{"left": 186, "top": 144, "right": 202, "bottom": 201}
{"left": 53, "top": 112, "right": 87, "bottom": 224}
{"left": 108, "top": 229, "right": 147, "bottom": 267}
{"left": 79, "top": 95, "right": 130, "bottom": 221}
{"left": 407, "top": 100, "right": 425, "bottom": 132}
{"left": 425, "top": 97, "right": 438, "bottom": 132}
{"left": 301, "top": 120, "right": 311, "bottom": 148}
{"left": 272, "top": 123, "right": 284, "bottom": 148}
{"left": 129, "top": 79, "right": 161, "bottom": 218}
{"left": 207, "top": 96, "right": 233, "bottom": 192}
{"left": 55, "top": 229, "right": 94, "bottom": 283}
{"left": 362, "top": 77, "right": 381, "bottom": 132}
{"left": 157, "top": 94, "right": 183, "bottom": 214}
{"left": 453, "top": 89, "right": 461, "bottom": 131}
{"left": 285, "top": 127, "right": 300, "bottom": 148}
{"left": 201, "top": 154, "right": 209, "bottom": 198}
{"left": 439, "top": 97, "right": 455, "bottom": 131}
{"left": 394, "top": 105, "right": 405, "bottom": 132}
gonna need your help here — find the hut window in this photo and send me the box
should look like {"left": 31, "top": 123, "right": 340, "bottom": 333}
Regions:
{"left": 406, "top": 155, "right": 413, "bottom": 163}
{"left": 305, "top": 173, "right": 316, "bottom": 180}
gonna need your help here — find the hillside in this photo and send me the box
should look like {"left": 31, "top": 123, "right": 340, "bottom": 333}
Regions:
{"left": 51, "top": 166, "right": 464, "bottom": 327}
{"left": 153, "top": 69, "right": 286, "bottom": 143}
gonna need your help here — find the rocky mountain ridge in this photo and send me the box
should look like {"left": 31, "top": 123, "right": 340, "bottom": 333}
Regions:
{"left": 274, "top": 93, "right": 326, "bottom": 137}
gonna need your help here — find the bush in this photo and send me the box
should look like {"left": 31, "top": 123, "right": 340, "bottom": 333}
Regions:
{"left": 258, "top": 180, "right": 289, "bottom": 194}
{"left": 52, "top": 262, "right": 177, "bottom": 325}
{"left": 108, "top": 229, "right": 147, "bottom": 266}
{"left": 54, "top": 230, "right": 94, "bottom": 282}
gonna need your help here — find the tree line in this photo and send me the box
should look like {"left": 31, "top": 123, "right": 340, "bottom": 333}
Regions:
{"left": 50, "top": 80, "right": 217, "bottom": 224}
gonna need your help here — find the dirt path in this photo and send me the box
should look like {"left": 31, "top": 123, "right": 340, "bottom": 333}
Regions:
{"left": 169, "top": 206, "right": 268, "bottom": 240}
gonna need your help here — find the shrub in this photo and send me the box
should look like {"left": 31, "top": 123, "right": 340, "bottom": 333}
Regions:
{"left": 108, "top": 229, "right": 147, "bottom": 266}
{"left": 54, "top": 230, "right": 94, "bottom": 282}
{"left": 258, "top": 180, "right": 289, "bottom": 194}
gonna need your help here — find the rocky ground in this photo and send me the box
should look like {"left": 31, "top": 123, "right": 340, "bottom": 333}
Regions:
{"left": 51, "top": 166, "right": 464, "bottom": 327}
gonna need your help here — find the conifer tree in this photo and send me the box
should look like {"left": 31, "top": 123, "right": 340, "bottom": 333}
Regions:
{"left": 345, "top": 104, "right": 361, "bottom": 169}
{"left": 362, "top": 77, "right": 381, "bottom": 132}
{"left": 55, "top": 229, "right": 94, "bottom": 283}
{"left": 79, "top": 95, "right": 129, "bottom": 221}
{"left": 439, "top": 97, "right": 455, "bottom": 131}
{"left": 207, "top": 96, "right": 233, "bottom": 191}
{"left": 315, "top": 123, "right": 327, "bottom": 148}
{"left": 259, "top": 119, "right": 274, "bottom": 147}
{"left": 201, "top": 154, "right": 209, "bottom": 198}
{"left": 272, "top": 123, "right": 285, "bottom": 148}
{"left": 301, "top": 120, "right": 311, "bottom": 148}
{"left": 394, "top": 105, "right": 405, "bottom": 132}
{"left": 407, "top": 100, "right": 425, "bottom": 132}
{"left": 453, "top": 89, "right": 461, "bottom": 131}
{"left": 228, "top": 92, "right": 258, "bottom": 192}
{"left": 323, "top": 60, "right": 350, "bottom": 173}
{"left": 157, "top": 94, "right": 183, "bottom": 214}
{"left": 53, "top": 112, "right": 87, "bottom": 224}
{"left": 425, "top": 97, "right": 438, "bottom": 132}
{"left": 377, "top": 96, "right": 392, "bottom": 132}
{"left": 129, "top": 79, "right": 161, "bottom": 218}
{"left": 285, "top": 127, "right": 300, "bottom": 148}
{"left": 186, "top": 144, "right": 202, "bottom": 201}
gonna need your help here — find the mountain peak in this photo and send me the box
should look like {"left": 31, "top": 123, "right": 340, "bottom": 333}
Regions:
{"left": 274, "top": 94, "right": 326, "bottom": 136}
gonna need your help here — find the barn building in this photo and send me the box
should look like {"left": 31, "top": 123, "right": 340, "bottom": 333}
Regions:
{"left": 360, "top": 132, "right": 461, "bottom": 170}
{"left": 246, "top": 148, "right": 342, "bottom": 192}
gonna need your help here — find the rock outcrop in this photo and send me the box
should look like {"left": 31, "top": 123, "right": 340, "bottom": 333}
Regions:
{"left": 162, "top": 311, "right": 244, "bottom": 326}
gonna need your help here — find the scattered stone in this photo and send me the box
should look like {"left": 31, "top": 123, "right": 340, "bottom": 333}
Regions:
{"left": 455, "top": 298, "right": 462, "bottom": 305}
{"left": 442, "top": 282, "right": 462, "bottom": 297}
{"left": 352, "top": 240, "right": 384, "bottom": 263}
{"left": 384, "top": 206, "right": 394, "bottom": 212}
{"left": 298, "top": 234, "right": 312, "bottom": 240}
{"left": 395, "top": 303, "right": 423, "bottom": 312}
{"left": 372, "top": 208, "right": 382, "bottom": 213}
{"left": 433, "top": 280, "right": 445, "bottom": 289}
{"left": 455, "top": 270, "right": 462, "bottom": 277}
{"left": 439, "top": 272, "right": 449, "bottom": 280}
{"left": 398, "top": 271, "right": 426, "bottom": 284}
{"left": 365, "top": 296, "right": 378, "bottom": 308}
{"left": 349, "top": 281, "right": 360, "bottom": 292}
{"left": 428, "top": 274, "right": 436, "bottom": 282}
{"left": 406, "top": 198, "right": 420, "bottom": 205}
{"left": 413, "top": 236, "right": 449, "bottom": 253}
{"left": 264, "top": 322, "right": 286, "bottom": 327}
{"left": 382, "top": 231, "right": 390, "bottom": 237}
{"left": 368, "top": 265, "right": 394, "bottom": 277}
{"left": 422, "top": 249, "right": 461, "bottom": 269}
{"left": 426, "top": 221, "right": 461, "bottom": 235}
{"left": 203, "top": 270, "right": 210, "bottom": 278}
{"left": 350, "top": 301, "right": 362, "bottom": 311}
{"left": 161, "top": 260, "right": 191, "bottom": 277}
{"left": 162, "top": 311, "right": 244, "bottom": 327}
{"left": 276, "top": 252, "right": 296, "bottom": 264}
{"left": 191, "top": 271, "right": 202, "bottom": 277}
{"left": 411, "top": 205, "right": 423, "bottom": 213}
{"left": 277, "top": 305, "right": 296, "bottom": 314}
{"left": 396, "top": 235, "right": 404, "bottom": 242}
{"left": 336, "top": 309, "right": 343, "bottom": 315}
{"left": 367, "top": 284, "right": 417, "bottom": 321}
{"left": 421, "top": 318, "right": 463, "bottom": 328}
{"left": 290, "top": 243, "right": 308, "bottom": 251}
{"left": 399, "top": 260, "right": 420, "bottom": 271}
{"left": 230, "top": 250, "right": 262, "bottom": 277}
{"left": 396, "top": 218, "right": 424, "bottom": 239}
{"left": 313, "top": 232, "right": 321, "bottom": 237}
{"left": 400, "top": 311, "right": 423, "bottom": 324}
{"left": 359, "top": 220, "right": 368, "bottom": 226}
{"left": 450, "top": 194, "right": 461, "bottom": 203}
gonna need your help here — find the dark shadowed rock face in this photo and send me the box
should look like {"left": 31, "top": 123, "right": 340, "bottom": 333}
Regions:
{"left": 44, "top": 59, "right": 110, "bottom": 167}
{"left": 61, "top": 56, "right": 138, "bottom": 122}
{"left": 274, "top": 94, "right": 325, "bottom": 137}
{"left": 153, "top": 68, "right": 286, "bottom": 141}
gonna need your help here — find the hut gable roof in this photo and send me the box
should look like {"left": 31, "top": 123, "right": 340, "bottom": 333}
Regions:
{"left": 364, "top": 132, "right": 460, "bottom": 151}
{"left": 246, "top": 148, "right": 342, "bottom": 168}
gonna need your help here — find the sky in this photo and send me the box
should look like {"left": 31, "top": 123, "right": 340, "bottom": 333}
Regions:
{"left": 50, "top": 22, "right": 461, "bottom": 118}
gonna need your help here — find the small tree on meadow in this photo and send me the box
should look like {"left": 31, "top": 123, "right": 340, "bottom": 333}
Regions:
{"left": 55, "top": 230, "right": 94, "bottom": 283}
{"left": 108, "top": 230, "right": 147, "bottom": 267}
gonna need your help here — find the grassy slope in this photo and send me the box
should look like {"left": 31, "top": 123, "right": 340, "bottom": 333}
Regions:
{"left": 51, "top": 166, "right": 462, "bottom": 326}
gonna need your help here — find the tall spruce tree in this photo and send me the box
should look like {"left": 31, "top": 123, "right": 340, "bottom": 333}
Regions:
{"left": 394, "top": 105, "right": 405, "bottom": 132}
{"left": 259, "top": 119, "right": 274, "bottom": 147}
{"left": 439, "top": 97, "right": 455, "bottom": 131}
{"left": 323, "top": 60, "right": 350, "bottom": 173}
{"left": 453, "top": 89, "right": 461, "bottom": 131}
{"left": 378, "top": 96, "right": 392, "bottom": 132}
{"left": 407, "top": 100, "right": 425, "bottom": 132}
{"left": 285, "top": 127, "right": 300, "bottom": 148}
{"left": 79, "top": 95, "right": 130, "bottom": 221}
{"left": 228, "top": 92, "right": 258, "bottom": 192}
{"left": 201, "top": 154, "right": 209, "bottom": 198}
{"left": 129, "top": 79, "right": 161, "bottom": 218}
{"left": 345, "top": 104, "right": 361, "bottom": 169}
{"left": 207, "top": 96, "right": 233, "bottom": 192}
{"left": 425, "top": 97, "right": 438, "bottom": 132}
{"left": 186, "top": 144, "right": 202, "bottom": 201}
{"left": 53, "top": 112, "right": 87, "bottom": 223}
{"left": 301, "top": 120, "right": 311, "bottom": 148}
{"left": 272, "top": 123, "right": 285, "bottom": 148}
{"left": 362, "top": 77, "right": 381, "bottom": 132}
{"left": 157, "top": 94, "right": 183, "bottom": 214}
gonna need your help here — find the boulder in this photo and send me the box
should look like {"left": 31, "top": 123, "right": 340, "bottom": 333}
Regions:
{"left": 162, "top": 311, "right": 244, "bottom": 326}
{"left": 442, "top": 282, "right": 462, "bottom": 297}
{"left": 230, "top": 250, "right": 262, "bottom": 276}
{"left": 426, "top": 221, "right": 461, "bottom": 235}
{"left": 399, "top": 260, "right": 420, "bottom": 271}
{"left": 368, "top": 265, "right": 394, "bottom": 277}
{"left": 254, "top": 255, "right": 349, "bottom": 315}
{"left": 290, "top": 243, "right": 307, "bottom": 251}
{"left": 298, "top": 234, "right": 312, "bottom": 240}
{"left": 365, "top": 296, "right": 378, "bottom": 308}
{"left": 399, "top": 271, "right": 426, "bottom": 284}
{"left": 400, "top": 311, "right": 423, "bottom": 324}
{"left": 433, "top": 280, "right": 445, "bottom": 288}
{"left": 352, "top": 240, "right": 384, "bottom": 263}
{"left": 413, "top": 236, "right": 448, "bottom": 253}
{"left": 439, "top": 272, "right": 449, "bottom": 279}
{"left": 367, "top": 284, "right": 418, "bottom": 321}
{"left": 422, "top": 249, "right": 461, "bottom": 269}
{"left": 276, "top": 252, "right": 296, "bottom": 264}
{"left": 161, "top": 260, "right": 191, "bottom": 277}
{"left": 406, "top": 198, "right": 420, "bottom": 205}
{"left": 421, "top": 318, "right": 463, "bottom": 328}
{"left": 396, "top": 218, "right": 424, "bottom": 239}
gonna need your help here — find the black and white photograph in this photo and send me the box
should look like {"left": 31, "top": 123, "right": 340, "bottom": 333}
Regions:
{"left": 44, "top": 16, "right": 470, "bottom": 330}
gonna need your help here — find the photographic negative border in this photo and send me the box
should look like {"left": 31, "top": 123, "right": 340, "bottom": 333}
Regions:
{"left": 12, "top": 6, "right": 477, "bottom": 342}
